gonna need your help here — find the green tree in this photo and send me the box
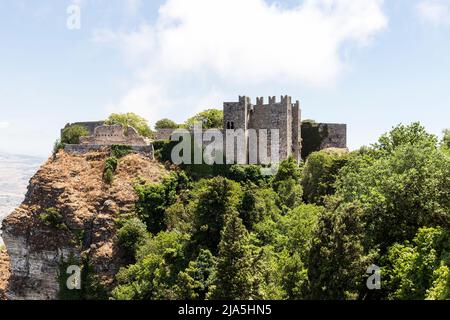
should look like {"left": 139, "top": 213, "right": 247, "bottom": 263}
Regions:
{"left": 383, "top": 227, "right": 450, "bottom": 300}
{"left": 117, "top": 218, "right": 148, "bottom": 261}
{"left": 335, "top": 123, "right": 450, "bottom": 250}
{"left": 238, "top": 183, "right": 280, "bottom": 231}
{"left": 184, "top": 109, "right": 223, "bottom": 129}
{"left": 302, "top": 149, "right": 349, "bottom": 205}
{"left": 175, "top": 249, "right": 216, "bottom": 300}
{"left": 443, "top": 129, "right": 450, "bottom": 149}
{"left": 105, "top": 112, "right": 153, "bottom": 138}
{"left": 209, "top": 211, "right": 253, "bottom": 300}
{"left": 374, "top": 122, "right": 437, "bottom": 155}
{"left": 308, "top": 203, "right": 372, "bottom": 300}
{"left": 61, "top": 124, "right": 89, "bottom": 144}
{"left": 227, "top": 165, "right": 265, "bottom": 185}
{"left": 272, "top": 157, "right": 303, "bottom": 212}
{"left": 155, "top": 118, "right": 179, "bottom": 130}
{"left": 103, "top": 157, "right": 118, "bottom": 184}
{"left": 135, "top": 171, "right": 191, "bottom": 234}
{"left": 191, "top": 177, "right": 242, "bottom": 254}
{"left": 112, "top": 231, "right": 187, "bottom": 300}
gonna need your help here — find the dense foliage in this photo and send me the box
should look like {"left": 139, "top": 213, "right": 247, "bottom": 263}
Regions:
{"left": 155, "top": 118, "right": 179, "bottom": 130}
{"left": 61, "top": 125, "right": 89, "bottom": 145}
{"left": 108, "top": 122, "right": 449, "bottom": 300}
{"left": 184, "top": 109, "right": 223, "bottom": 129}
{"left": 105, "top": 112, "right": 154, "bottom": 138}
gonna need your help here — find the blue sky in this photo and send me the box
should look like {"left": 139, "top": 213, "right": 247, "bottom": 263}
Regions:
{"left": 0, "top": 0, "right": 449, "bottom": 157}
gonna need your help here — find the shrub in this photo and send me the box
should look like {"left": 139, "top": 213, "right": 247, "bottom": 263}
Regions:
{"left": 153, "top": 140, "right": 178, "bottom": 162}
{"left": 39, "top": 207, "right": 67, "bottom": 230}
{"left": 53, "top": 139, "right": 65, "bottom": 157}
{"left": 135, "top": 171, "right": 191, "bottom": 234}
{"left": 61, "top": 125, "right": 89, "bottom": 145}
{"left": 155, "top": 118, "right": 179, "bottom": 130}
{"left": 111, "top": 145, "right": 133, "bottom": 159}
{"left": 301, "top": 149, "right": 349, "bottom": 205}
{"left": 103, "top": 157, "right": 118, "bottom": 184}
{"left": 117, "top": 218, "right": 148, "bottom": 260}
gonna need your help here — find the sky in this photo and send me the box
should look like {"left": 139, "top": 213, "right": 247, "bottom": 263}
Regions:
{"left": 0, "top": 0, "right": 449, "bottom": 157}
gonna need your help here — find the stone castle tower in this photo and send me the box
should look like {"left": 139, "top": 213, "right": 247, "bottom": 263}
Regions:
{"left": 223, "top": 95, "right": 302, "bottom": 163}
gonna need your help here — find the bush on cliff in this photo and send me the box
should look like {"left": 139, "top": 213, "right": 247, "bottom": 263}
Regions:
{"left": 103, "top": 157, "right": 118, "bottom": 184}
{"left": 117, "top": 218, "right": 149, "bottom": 261}
{"left": 39, "top": 207, "right": 67, "bottom": 230}
{"left": 61, "top": 124, "right": 89, "bottom": 145}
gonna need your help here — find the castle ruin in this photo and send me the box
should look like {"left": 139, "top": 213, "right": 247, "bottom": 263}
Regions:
{"left": 63, "top": 95, "right": 347, "bottom": 163}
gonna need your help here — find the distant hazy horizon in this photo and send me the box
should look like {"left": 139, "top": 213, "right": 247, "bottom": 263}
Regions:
{"left": 0, "top": 152, "right": 44, "bottom": 244}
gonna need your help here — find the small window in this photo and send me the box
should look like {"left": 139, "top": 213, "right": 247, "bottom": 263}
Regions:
{"left": 226, "top": 121, "right": 231, "bottom": 129}
{"left": 230, "top": 122, "right": 235, "bottom": 129}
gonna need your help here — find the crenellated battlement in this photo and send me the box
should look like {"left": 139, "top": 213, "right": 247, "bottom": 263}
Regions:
{"left": 223, "top": 95, "right": 346, "bottom": 163}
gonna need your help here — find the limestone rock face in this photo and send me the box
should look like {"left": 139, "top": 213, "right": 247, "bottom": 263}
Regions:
{"left": 0, "top": 247, "right": 9, "bottom": 300}
{"left": 1, "top": 151, "right": 166, "bottom": 300}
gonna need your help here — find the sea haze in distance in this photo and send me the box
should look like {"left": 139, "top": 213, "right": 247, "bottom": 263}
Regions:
{"left": 0, "top": 152, "right": 44, "bottom": 245}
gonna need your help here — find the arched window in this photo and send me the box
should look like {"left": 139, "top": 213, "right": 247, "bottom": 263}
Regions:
{"left": 226, "top": 121, "right": 235, "bottom": 129}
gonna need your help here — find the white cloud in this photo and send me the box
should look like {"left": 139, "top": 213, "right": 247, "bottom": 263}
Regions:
{"left": 93, "top": 0, "right": 387, "bottom": 124}
{"left": 416, "top": 0, "right": 450, "bottom": 27}
{"left": 0, "top": 122, "right": 10, "bottom": 129}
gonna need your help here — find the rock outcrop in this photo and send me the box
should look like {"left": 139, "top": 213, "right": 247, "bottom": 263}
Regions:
{"left": 0, "top": 247, "right": 9, "bottom": 300}
{"left": 1, "top": 150, "right": 167, "bottom": 300}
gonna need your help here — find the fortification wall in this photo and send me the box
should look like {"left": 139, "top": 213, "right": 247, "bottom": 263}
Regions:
{"left": 64, "top": 144, "right": 154, "bottom": 158}
{"left": 155, "top": 129, "right": 177, "bottom": 141}
{"left": 80, "top": 125, "right": 149, "bottom": 146}
{"left": 301, "top": 122, "right": 347, "bottom": 159}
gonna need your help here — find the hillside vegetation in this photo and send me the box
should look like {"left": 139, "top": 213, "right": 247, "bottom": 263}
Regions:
{"left": 111, "top": 122, "right": 449, "bottom": 300}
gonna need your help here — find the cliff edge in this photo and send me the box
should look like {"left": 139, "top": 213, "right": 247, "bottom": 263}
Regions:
{"left": 1, "top": 150, "right": 167, "bottom": 300}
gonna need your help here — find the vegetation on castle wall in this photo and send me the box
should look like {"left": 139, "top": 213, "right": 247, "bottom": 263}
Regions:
{"left": 61, "top": 125, "right": 90, "bottom": 145}
{"left": 53, "top": 124, "right": 90, "bottom": 156}
{"left": 105, "top": 112, "right": 154, "bottom": 138}
{"left": 109, "top": 122, "right": 450, "bottom": 300}
{"left": 301, "top": 121, "right": 329, "bottom": 159}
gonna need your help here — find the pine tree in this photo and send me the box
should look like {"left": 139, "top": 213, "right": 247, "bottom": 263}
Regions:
{"left": 209, "top": 211, "right": 253, "bottom": 300}
{"left": 175, "top": 249, "right": 216, "bottom": 300}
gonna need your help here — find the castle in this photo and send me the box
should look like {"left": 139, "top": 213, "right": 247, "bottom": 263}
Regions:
{"left": 223, "top": 95, "right": 301, "bottom": 163}
{"left": 63, "top": 95, "right": 347, "bottom": 162}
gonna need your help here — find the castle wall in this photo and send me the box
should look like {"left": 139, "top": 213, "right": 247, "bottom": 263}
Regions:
{"left": 223, "top": 96, "right": 250, "bottom": 164}
{"left": 248, "top": 96, "right": 293, "bottom": 162}
{"left": 80, "top": 125, "right": 149, "bottom": 146}
{"left": 301, "top": 122, "right": 347, "bottom": 159}
{"left": 292, "top": 103, "right": 301, "bottom": 162}
{"left": 61, "top": 121, "right": 105, "bottom": 137}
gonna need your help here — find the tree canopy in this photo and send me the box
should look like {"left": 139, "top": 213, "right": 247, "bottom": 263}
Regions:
{"left": 155, "top": 118, "right": 179, "bottom": 130}
{"left": 106, "top": 122, "right": 450, "bottom": 301}
{"left": 105, "top": 113, "right": 153, "bottom": 138}
{"left": 184, "top": 109, "right": 223, "bottom": 129}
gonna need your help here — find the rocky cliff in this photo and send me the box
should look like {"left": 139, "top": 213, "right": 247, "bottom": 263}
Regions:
{"left": 1, "top": 150, "right": 167, "bottom": 300}
{"left": 0, "top": 247, "right": 9, "bottom": 300}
